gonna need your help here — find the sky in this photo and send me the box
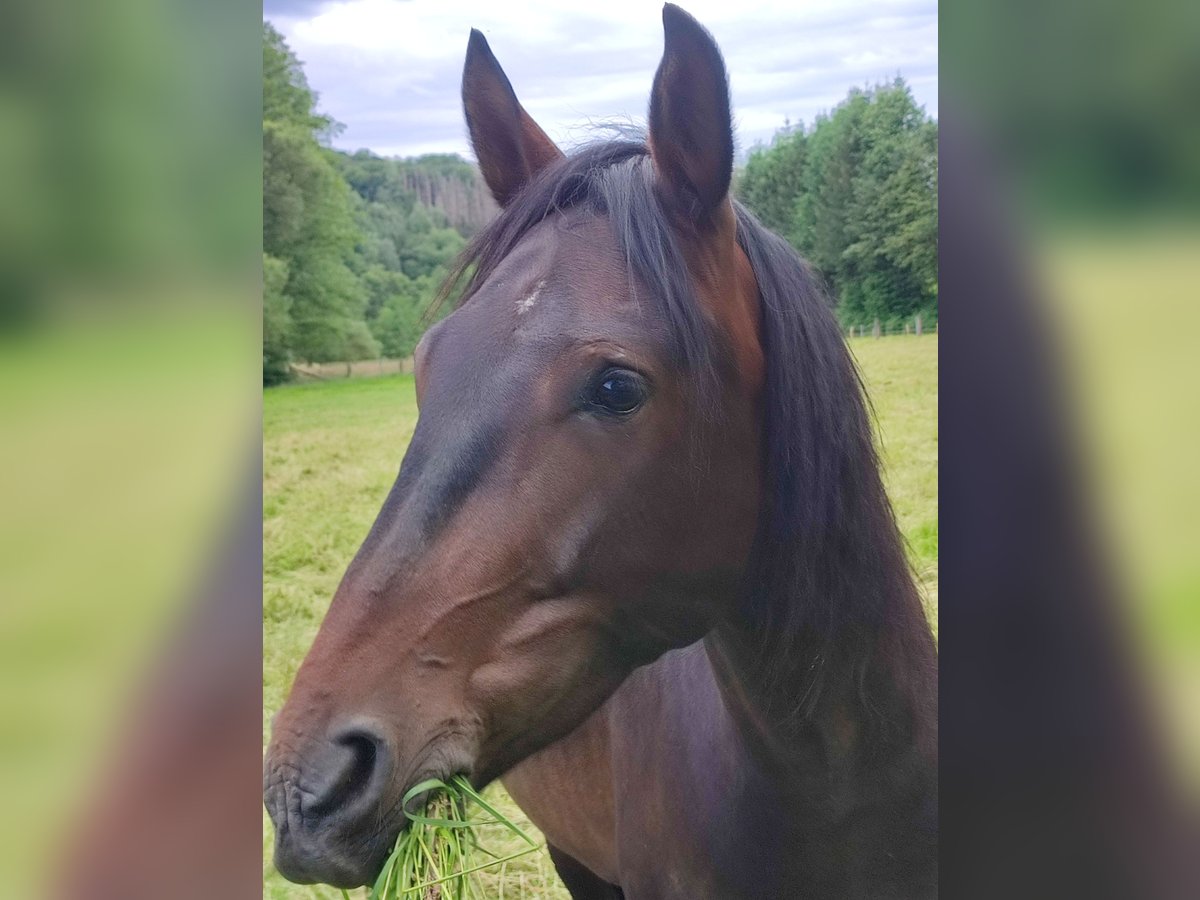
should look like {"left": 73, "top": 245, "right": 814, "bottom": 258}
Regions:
{"left": 266, "top": 0, "right": 937, "bottom": 161}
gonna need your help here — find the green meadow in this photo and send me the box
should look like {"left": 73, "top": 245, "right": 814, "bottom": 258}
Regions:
{"left": 263, "top": 334, "right": 939, "bottom": 898}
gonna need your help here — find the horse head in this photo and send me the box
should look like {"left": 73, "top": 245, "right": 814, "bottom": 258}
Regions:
{"left": 264, "top": 6, "right": 765, "bottom": 887}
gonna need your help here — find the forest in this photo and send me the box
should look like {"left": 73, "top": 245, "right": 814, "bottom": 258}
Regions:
{"left": 263, "top": 23, "right": 937, "bottom": 384}
{"left": 738, "top": 79, "right": 938, "bottom": 330}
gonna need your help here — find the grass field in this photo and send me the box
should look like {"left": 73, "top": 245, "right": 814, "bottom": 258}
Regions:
{"left": 263, "top": 333, "right": 939, "bottom": 898}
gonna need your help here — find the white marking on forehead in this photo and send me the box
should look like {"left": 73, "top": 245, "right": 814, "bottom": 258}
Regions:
{"left": 517, "top": 280, "right": 545, "bottom": 315}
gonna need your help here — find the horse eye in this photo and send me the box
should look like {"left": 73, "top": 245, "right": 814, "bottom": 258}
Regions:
{"left": 587, "top": 368, "right": 647, "bottom": 415}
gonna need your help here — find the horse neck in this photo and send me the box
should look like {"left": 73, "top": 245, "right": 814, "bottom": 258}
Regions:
{"left": 704, "top": 521, "right": 938, "bottom": 810}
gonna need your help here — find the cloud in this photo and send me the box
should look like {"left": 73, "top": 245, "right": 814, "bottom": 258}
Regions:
{"left": 269, "top": 0, "right": 937, "bottom": 159}
{"left": 263, "top": 0, "right": 337, "bottom": 20}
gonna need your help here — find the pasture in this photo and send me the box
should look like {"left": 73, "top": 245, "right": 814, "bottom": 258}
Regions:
{"left": 263, "top": 334, "right": 939, "bottom": 898}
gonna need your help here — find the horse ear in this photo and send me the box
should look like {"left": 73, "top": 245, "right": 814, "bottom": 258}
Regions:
{"left": 648, "top": 4, "right": 733, "bottom": 224}
{"left": 462, "top": 29, "right": 564, "bottom": 207}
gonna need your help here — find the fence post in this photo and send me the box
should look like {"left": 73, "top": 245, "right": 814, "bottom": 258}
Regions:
{"left": 915, "top": 313, "right": 923, "bottom": 336}
{"left": 872, "top": 318, "right": 881, "bottom": 339}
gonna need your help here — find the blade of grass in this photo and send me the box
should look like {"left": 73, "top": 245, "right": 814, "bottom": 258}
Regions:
{"left": 400, "top": 845, "right": 541, "bottom": 895}
{"left": 451, "top": 778, "right": 537, "bottom": 848}
{"left": 369, "top": 775, "right": 542, "bottom": 900}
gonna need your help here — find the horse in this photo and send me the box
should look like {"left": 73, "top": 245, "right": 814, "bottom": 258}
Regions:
{"left": 264, "top": 5, "right": 938, "bottom": 897}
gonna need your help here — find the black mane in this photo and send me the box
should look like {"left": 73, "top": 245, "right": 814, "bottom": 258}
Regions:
{"left": 441, "top": 141, "right": 930, "bottom": 738}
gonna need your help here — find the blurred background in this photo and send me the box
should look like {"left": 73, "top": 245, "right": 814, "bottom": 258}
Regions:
{"left": 0, "top": 0, "right": 1196, "bottom": 897}
{"left": 939, "top": 0, "right": 1199, "bottom": 894}
{"left": 0, "top": 0, "right": 263, "bottom": 896}
{"left": 944, "top": 0, "right": 1199, "bottom": 782}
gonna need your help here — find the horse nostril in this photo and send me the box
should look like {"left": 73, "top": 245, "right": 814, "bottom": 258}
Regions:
{"left": 305, "top": 728, "right": 388, "bottom": 819}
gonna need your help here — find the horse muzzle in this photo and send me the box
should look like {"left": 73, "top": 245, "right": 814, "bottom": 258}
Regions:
{"left": 264, "top": 723, "right": 397, "bottom": 887}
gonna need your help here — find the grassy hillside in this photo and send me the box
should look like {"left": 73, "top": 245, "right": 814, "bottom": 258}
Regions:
{"left": 263, "top": 334, "right": 939, "bottom": 898}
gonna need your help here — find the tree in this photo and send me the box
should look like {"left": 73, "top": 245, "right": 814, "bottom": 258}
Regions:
{"left": 263, "top": 23, "right": 332, "bottom": 136}
{"left": 342, "top": 319, "right": 381, "bottom": 362}
{"left": 840, "top": 80, "right": 938, "bottom": 325}
{"left": 263, "top": 253, "right": 292, "bottom": 385}
{"left": 261, "top": 25, "right": 494, "bottom": 383}
{"left": 735, "top": 78, "right": 938, "bottom": 327}
{"left": 792, "top": 89, "right": 870, "bottom": 302}
{"left": 262, "top": 23, "right": 370, "bottom": 375}
{"left": 739, "top": 126, "right": 808, "bottom": 236}
{"left": 372, "top": 276, "right": 431, "bottom": 359}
